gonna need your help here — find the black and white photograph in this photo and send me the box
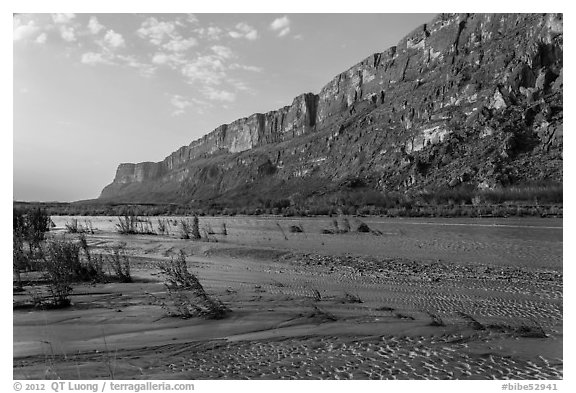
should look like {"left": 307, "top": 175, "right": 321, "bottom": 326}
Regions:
{"left": 11, "top": 1, "right": 565, "bottom": 386}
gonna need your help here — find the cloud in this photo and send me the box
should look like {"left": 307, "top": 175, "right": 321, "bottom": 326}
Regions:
{"left": 163, "top": 37, "right": 197, "bottom": 52}
{"left": 151, "top": 52, "right": 184, "bottom": 68}
{"left": 270, "top": 16, "right": 291, "bottom": 37}
{"left": 103, "top": 30, "right": 125, "bottom": 49}
{"left": 13, "top": 19, "right": 40, "bottom": 41}
{"left": 195, "top": 26, "right": 223, "bottom": 41}
{"left": 117, "top": 55, "right": 156, "bottom": 77}
{"left": 138, "top": 16, "right": 198, "bottom": 54}
{"left": 35, "top": 32, "right": 47, "bottom": 44}
{"left": 229, "top": 22, "right": 258, "bottom": 40}
{"left": 211, "top": 45, "right": 234, "bottom": 59}
{"left": 51, "top": 13, "right": 76, "bottom": 24}
{"left": 181, "top": 55, "right": 226, "bottom": 85}
{"left": 169, "top": 94, "right": 194, "bottom": 116}
{"left": 185, "top": 14, "right": 199, "bottom": 25}
{"left": 229, "top": 63, "right": 263, "bottom": 73}
{"left": 202, "top": 86, "right": 236, "bottom": 102}
{"left": 81, "top": 52, "right": 112, "bottom": 65}
{"left": 88, "top": 16, "right": 104, "bottom": 35}
{"left": 59, "top": 25, "right": 76, "bottom": 42}
{"left": 137, "top": 17, "right": 178, "bottom": 45}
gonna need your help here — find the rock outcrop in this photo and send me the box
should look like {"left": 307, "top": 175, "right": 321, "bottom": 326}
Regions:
{"left": 100, "top": 13, "right": 563, "bottom": 206}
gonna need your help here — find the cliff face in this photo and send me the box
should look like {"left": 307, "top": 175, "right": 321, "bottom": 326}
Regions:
{"left": 100, "top": 13, "right": 563, "bottom": 205}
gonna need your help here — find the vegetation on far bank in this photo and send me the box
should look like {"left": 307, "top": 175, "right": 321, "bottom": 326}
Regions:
{"left": 14, "top": 181, "right": 562, "bottom": 219}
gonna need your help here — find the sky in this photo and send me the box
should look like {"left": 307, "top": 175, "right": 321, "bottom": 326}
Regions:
{"left": 13, "top": 12, "right": 437, "bottom": 202}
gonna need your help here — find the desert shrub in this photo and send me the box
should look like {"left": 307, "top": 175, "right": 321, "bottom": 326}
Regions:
{"left": 289, "top": 224, "right": 303, "bottom": 233}
{"left": 426, "top": 311, "right": 445, "bottom": 327}
{"left": 27, "top": 208, "right": 52, "bottom": 246}
{"left": 156, "top": 250, "right": 228, "bottom": 319}
{"left": 201, "top": 228, "right": 218, "bottom": 243}
{"left": 42, "top": 238, "right": 81, "bottom": 308}
{"left": 84, "top": 219, "right": 95, "bottom": 234}
{"left": 105, "top": 243, "right": 132, "bottom": 283}
{"left": 310, "top": 288, "right": 322, "bottom": 301}
{"left": 65, "top": 218, "right": 84, "bottom": 234}
{"left": 192, "top": 216, "right": 201, "bottom": 240}
{"left": 356, "top": 220, "right": 370, "bottom": 232}
{"left": 14, "top": 208, "right": 51, "bottom": 253}
{"left": 77, "top": 233, "right": 105, "bottom": 282}
{"left": 116, "top": 210, "right": 138, "bottom": 234}
{"left": 13, "top": 233, "right": 26, "bottom": 290}
{"left": 276, "top": 222, "right": 288, "bottom": 240}
{"left": 342, "top": 292, "right": 363, "bottom": 303}
{"left": 179, "top": 219, "right": 192, "bottom": 239}
{"left": 341, "top": 218, "right": 351, "bottom": 233}
{"left": 137, "top": 218, "right": 156, "bottom": 235}
{"left": 13, "top": 208, "right": 26, "bottom": 238}
{"left": 157, "top": 218, "right": 169, "bottom": 235}
{"left": 332, "top": 219, "right": 339, "bottom": 232}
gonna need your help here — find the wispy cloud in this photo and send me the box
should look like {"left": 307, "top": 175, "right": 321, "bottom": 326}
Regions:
{"left": 35, "top": 32, "right": 47, "bottom": 44}
{"left": 229, "top": 22, "right": 258, "bottom": 40}
{"left": 169, "top": 94, "right": 194, "bottom": 116}
{"left": 229, "top": 63, "right": 263, "bottom": 73}
{"left": 103, "top": 30, "right": 125, "bottom": 49}
{"left": 202, "top": 86, "right": 236, "bottom": 102}
{"left": 87, "top": 16, "right": 104, "bottom": 35}
{"left": 211, "top": 45, "right": 234, "bottom": 59}
{"left": 58, "top": 25, "right": 77, "bottom": 42}
{"left": 15, "top": 14, "right": 261, "bottom": 109}
{"left": 137, "top": 17, "right": 178, "bottom": 45}
{"left": 195, "top": 26, "right": 223, "bottom": 41}
{"left": 270, "top": 16, "right": 291, "bottom": 37}
{"left": 117, "top": 54, "right": 156, "bottom": 77}
{"left": 181, "top": 55, "right": 226, "bottom": 86}
{"left": 81, "top": 52, "right": 113, "bottom": 66}
{"left": 163, "top": 37, "right": 197, "bottom": 52}
{"left": 151, "top": 51, "right": 184, "bottom": 68}
{"left": 13, "top": 19, "right": 40, "bottom": 41}
{"left": 51, "top": 13, "right": 76, "bottom": 25}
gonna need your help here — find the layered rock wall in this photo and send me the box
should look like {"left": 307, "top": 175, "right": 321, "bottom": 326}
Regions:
{"left": 100, "top": 13, "right": 563, "bottom": 202}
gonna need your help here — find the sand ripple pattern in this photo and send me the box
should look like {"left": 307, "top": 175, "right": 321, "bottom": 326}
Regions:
{"left": 142, "top": 334, "right": 563, "bottom": 380}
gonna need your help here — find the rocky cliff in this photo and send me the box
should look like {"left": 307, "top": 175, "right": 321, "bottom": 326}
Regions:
{"left": 100, "top": 13, "right": 563, "bottom": 207}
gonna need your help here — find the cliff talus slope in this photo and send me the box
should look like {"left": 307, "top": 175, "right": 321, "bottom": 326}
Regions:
{"left": 100, "top": 13, "right": 563, "bottom": 206}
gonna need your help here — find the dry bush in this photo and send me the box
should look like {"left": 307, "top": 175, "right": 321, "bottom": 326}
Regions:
{"left": 289, "top": 224, "right": 303, "bottom": 233}
{"left": 105, "top": 243, "right": 132, "bottom": 283}
{"left": 156, "top": 218, "right": 169, "bottom": 235}
{"left": 356, "top": 220, "right": 371, "bottom": 233}
{"left": 426, "top": 311, "right": 445, "bottom": 327}
{"left": 192, "top": 216, "right": 201, "bottom": 239}
{"left": 65, "top": 219, "right": 83, "bottom": 234}
{"left": 156, "top": 250, "right": 228, "bottom": 319}
{"left": 13, "top": 233, "right": 26, "bottom": 291}
{"left": 116, "top": 210, "right": 138, "bottom": 234}
{"left": 276, "top": 222, "right": 288, "bottom": 240}
{"left": 179, "top": 219, "right": 191, "bottom": 239}
{"left": 341, "top": 218, "right": 351, "bottom": 233}
{"left": 41, "top": 238, "right": 81, "bottom": 308}
{"left": 77, "top": 233, "right": 105, "bottom": 282}
{"left": 342, "top": 292, "right": 363, "bottom": 304}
